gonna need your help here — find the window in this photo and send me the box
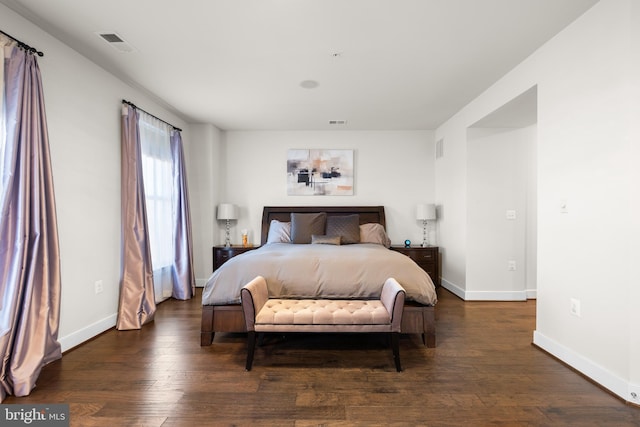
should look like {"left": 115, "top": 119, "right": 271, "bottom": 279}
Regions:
{"left": 139, "top": 113, "right": 174, "bottom": 300}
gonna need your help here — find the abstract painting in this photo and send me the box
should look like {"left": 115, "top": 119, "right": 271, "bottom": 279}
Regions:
{"left": 287, "top": 149, "right": 354, "bottom": 196}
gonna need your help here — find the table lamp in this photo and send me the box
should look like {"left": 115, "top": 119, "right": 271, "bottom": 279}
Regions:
{"left": 416, "top": 204, "right": 436, "bottom": 247}
{"left": 217, "top": 203, "right": 238, "bottom": 247}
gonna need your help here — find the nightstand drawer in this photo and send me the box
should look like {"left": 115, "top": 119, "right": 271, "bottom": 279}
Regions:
{"left": 390, "top": 245, "right": 440, "bottom": 287}
{"left": 213, "top": 246, "right": 260, "bottom": 271}
{"left": 404, "top": 250, "right": 436, "bottom": 262}
{"left": 415, "top": 260, "right": 436, "bottom": 271}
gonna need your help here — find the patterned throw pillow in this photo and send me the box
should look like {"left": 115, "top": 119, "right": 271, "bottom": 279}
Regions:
{"left": 290, "top": 212, "right": 327, "bottom": 244}
{"left": 325, "top": 214, "right": 360, "bottom": 244}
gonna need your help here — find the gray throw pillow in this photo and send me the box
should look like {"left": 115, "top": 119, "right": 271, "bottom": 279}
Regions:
{"left": 290, "top": 212, "right": 327, "bottom": 244}
{"left": 326, "top": 214, "right": 360, "bottom": 244}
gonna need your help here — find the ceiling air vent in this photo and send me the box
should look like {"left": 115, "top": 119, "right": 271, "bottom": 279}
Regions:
{"left": 97, "top": 32, "right": 134, "bottom": 53}
{"left": 329, "top": 120, "right": 347, "bottom": 125}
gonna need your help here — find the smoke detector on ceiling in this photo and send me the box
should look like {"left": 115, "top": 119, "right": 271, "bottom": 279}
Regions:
{"left": 96, "top": 32, "right": 135, "bottom": 53}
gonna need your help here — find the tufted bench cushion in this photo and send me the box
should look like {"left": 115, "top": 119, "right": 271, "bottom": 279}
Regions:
{"left": 258, "top": 299, "right": 390, "bottom": 325}
{"left": 240, "top": 275, "right": 406, "bottom": 371}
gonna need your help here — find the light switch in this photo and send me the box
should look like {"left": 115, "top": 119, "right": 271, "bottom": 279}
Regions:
{"left": 560, "top": 199, "right": 568, "bottom": 214}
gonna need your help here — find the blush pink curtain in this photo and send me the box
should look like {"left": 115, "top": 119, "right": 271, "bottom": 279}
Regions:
{"left": 116, "top": 104, "right": 156, "bottom": 330}
{"left": 170, "top": 130, "right": 195, "bottom": 300}
{"left": 0, "top": 41, "right": 62, "bottom": 401}
{"left": 117, "top": 106, "right": 195, "bottom": 328}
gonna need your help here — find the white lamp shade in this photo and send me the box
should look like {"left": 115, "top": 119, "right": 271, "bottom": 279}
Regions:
{"left": 416, "top": 204, "right": 436, "bottom": 221}
{"left": 217, "top": 203, "right": 238, "bottom": 220}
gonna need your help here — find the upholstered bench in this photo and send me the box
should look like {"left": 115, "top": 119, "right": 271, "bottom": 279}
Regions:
{"left": 240, "top": 276, "right": 406, "bottom": 371}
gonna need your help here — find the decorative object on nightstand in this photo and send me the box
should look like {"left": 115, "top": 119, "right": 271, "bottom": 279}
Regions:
{"left": 217, "top": 203, "right": 238, "bottom": 247}
{"left": 416, "top": 203, "right": 436, "bottom": 247}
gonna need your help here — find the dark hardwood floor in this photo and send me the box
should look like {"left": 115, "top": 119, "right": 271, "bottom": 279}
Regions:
{"left": 5, "top": 288, "right": 639, "bottom": 426}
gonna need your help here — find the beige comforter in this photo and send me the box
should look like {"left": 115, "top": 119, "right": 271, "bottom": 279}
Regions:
{"left": 202, "top": 243, "right": 437, "bottom": 306}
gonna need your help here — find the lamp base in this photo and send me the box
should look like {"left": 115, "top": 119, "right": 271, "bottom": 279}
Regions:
{"left": 421, "top": 220, "right": 428, "bottom": 247}
{"left": 225, "top": 219, "right": 231, "bottom": 247}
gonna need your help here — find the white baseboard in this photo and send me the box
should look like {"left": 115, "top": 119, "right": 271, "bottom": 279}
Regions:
{"left": 629, "top": 383, "right": 640, "bottom": 405}
{"left": 441, "top": 278, "right": 535, "bottom": 301}
{"left": 533, "top": 330, "right": 638, "bottom": 404}
{"left": 58, "top": 313, "right": 117, "bottom": 353}
{"left": 196, "top": 278, "right": 207, "bottom": 288}
{"left": 441, "top": 278, "right": 465, "bottom": 299}
{"left": 465, "top": 289, "right": 528, "bottom": 301}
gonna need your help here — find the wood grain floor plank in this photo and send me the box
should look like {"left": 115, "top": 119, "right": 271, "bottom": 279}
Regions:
{"left": 3, "top": 288, "right": 638, "bottom": 426}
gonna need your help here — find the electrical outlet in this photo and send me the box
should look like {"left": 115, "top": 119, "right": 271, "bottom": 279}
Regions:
{"left": 508, "top": 260, "right": 516, "bottom": 271}
{"left": 570, "top": 298, "right": 581, "bottom": 317}
{"left": 95, "top": 280, "right": 104, "bottom": 294}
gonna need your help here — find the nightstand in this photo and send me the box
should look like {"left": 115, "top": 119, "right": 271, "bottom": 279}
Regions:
{"left": 212, "top": 245, "right": 260, "bottom": 271}
{"left": 390, "top": 245, "right": 440, "bottom": 287}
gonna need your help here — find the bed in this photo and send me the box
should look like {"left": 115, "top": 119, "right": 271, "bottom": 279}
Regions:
{"left": 200, "top": 206, "right": 437, "bottom": 347}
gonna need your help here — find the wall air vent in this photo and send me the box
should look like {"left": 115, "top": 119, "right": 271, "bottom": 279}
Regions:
{"left": 329, "top": 120, "right": 347, "bottom": 125}
{"left": 96, "top": 32, "right": 135, "bottom": 53}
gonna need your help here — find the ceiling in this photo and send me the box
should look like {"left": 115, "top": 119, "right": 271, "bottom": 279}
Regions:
{"left": 1, "top": 0, "right": 598, "bottom": 131}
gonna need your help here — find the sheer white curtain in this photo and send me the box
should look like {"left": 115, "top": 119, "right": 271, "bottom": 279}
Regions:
{"left": 138, "top": 112, "right": 174, "bottom": 302}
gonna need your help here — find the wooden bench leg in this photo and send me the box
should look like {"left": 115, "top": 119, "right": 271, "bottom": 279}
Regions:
{"left": 246, "top": 331, "right": 257, "bottom": 371}
{"left": 391, "top": 332, "right": 402, "bottom": 372}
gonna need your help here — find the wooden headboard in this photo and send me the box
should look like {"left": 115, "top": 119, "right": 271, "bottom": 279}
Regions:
{"left": 261, "top": 206, "right": 386, "bottom": 245}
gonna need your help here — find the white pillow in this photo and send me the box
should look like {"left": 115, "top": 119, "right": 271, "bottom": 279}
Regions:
{"left": 266, "top": 220, "right": 291, "bottom": 244}
{"left": 359, "top": 223, "right": 391, "bottom": 247}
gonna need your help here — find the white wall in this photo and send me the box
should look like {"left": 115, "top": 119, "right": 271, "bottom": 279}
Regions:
{"left": 534, "top": 0, "right": 636, "bottom": 403}
{"left": 629, "top": 0, "right": 640, "bottom": 400}
{"left": 0, "top": 4, "right": 190, "bottom": 352}
{"left": 219, "top": 130, "right": 435, "bottom": 250}
{"left": 185, "top": 124, "right": 223, "bottom": 285}
{"left": 435, "top": 0, "right": 638, "bottom": 403}
{"left": 466, "top": 125, "right": 536, "bottom": 300}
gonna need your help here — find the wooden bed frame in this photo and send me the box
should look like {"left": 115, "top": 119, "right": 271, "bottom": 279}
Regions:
{"left": 200, "top": 206, "right": 436, "bottom": 347}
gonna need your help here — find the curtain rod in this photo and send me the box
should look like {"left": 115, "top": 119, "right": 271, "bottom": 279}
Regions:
{"left": 122, "top": 100, "right": 182, "bottom": 132}
{"left": 0, "top": 29, "right": 44, "bottom": 57}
